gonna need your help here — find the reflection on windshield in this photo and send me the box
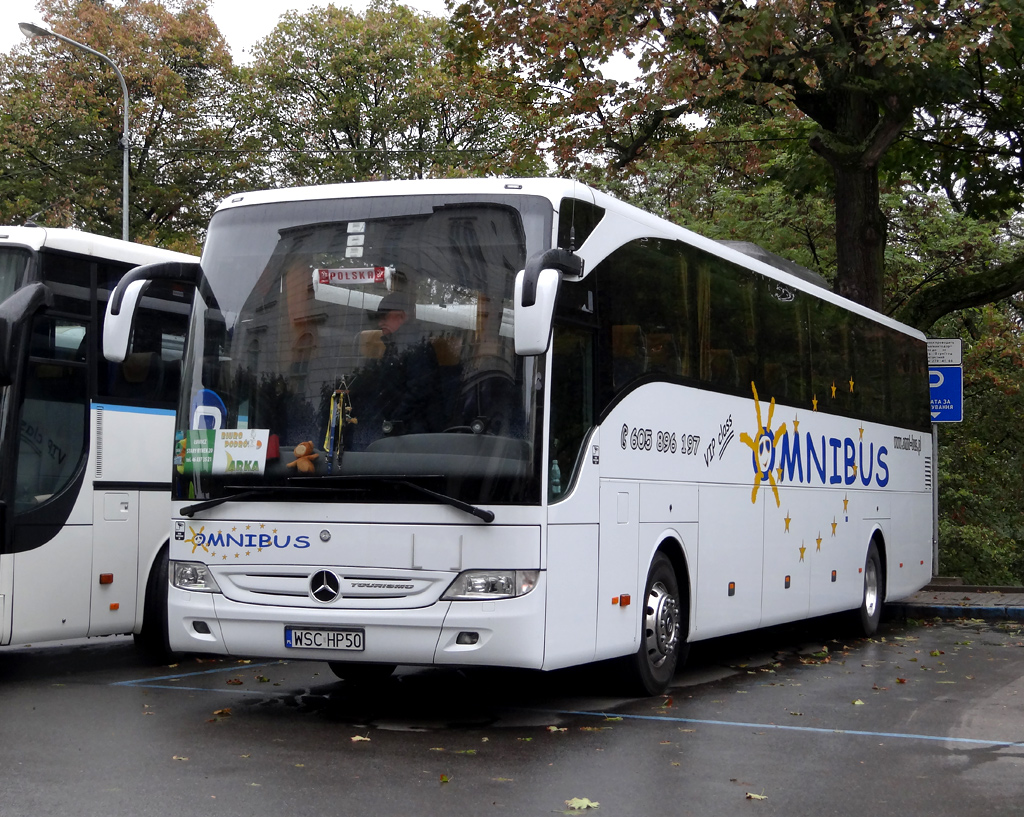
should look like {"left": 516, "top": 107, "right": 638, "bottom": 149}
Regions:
{"left": 0, "top": 248, "right": 30, "bottom": 303}
{"left": 175, "top": 195, "right": 550, "bottom": 507}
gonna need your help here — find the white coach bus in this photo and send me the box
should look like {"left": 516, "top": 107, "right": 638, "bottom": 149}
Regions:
{"left": 0, "top": 226, "right": 194, "bottom": 658}
{"left": 104, "top": 179, "right": 932, "bottom": 693}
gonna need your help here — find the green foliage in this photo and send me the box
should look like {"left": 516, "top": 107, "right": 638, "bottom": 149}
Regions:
{"left": 235, "top": 1, "right": 545, "bottom": 187}
{"left": 0, "top": 0, "right": 243, "bottom": 251}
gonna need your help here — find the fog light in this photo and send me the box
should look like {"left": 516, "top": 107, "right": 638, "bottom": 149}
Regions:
{"left": 193, "top": 620, "right": 211, "bottom": 635}
{"left": 456, "top": 632, "right": 479, "bottom": 645}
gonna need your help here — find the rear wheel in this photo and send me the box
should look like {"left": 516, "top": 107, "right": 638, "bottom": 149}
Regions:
{"left": 327, "top": 662, "right": 396, "bottom": 684}
{"left": 624, "top": 552, "right": 688, "bottom": 696}
{"left": 854, "top": 541, "right": 884, "bottom": 636}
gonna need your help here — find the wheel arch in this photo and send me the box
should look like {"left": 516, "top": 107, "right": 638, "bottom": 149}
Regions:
{"left": 869, "top": 527, "right": 888, "bottom": 603}
{"left": 650, "top": 534, "right": 692, "bottom": 641}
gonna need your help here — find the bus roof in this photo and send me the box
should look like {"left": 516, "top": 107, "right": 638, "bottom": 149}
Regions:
{"left": 210, "top": 178, "right": 924, "bottom": 342}
{"left": 0, "top": 225, "right": 196, "bottom": 266}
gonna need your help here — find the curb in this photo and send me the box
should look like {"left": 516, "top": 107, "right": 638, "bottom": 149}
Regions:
{"left": 890, "top": 603, "right": 1024, "bottom": 622}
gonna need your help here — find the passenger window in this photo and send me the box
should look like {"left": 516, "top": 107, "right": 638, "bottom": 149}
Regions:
{"left": 15, "top": 316, "right": 89, "bottom": 513}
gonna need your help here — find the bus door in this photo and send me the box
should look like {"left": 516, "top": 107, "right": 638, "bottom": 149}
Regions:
{"left": 5, "top": 310, "right": 93, "bottom": 642}
{"left": 596, "top": 480, "right": 640, "bottom": 659}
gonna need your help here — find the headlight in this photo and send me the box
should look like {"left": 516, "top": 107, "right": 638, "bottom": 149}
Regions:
{"left": 441, "top": 569, "right": 539, "bottom": 600}
{"left": 171, "top": 560, "right": 222, "bottom": 593}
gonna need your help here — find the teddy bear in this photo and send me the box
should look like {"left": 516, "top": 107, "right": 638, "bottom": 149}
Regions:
{"left": 286, "top": 441, "right": 319, "bottom": 473}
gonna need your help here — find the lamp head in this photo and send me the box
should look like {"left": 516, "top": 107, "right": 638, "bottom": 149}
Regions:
{"left": 19, "top": 22, "right": 52, "bottom": 39}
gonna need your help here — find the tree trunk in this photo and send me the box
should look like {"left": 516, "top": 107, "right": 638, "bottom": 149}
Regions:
{"left": 831, "top": 162, "right": 887, "bottom": 313}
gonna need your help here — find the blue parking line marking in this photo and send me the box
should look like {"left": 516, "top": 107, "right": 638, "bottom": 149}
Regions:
{"left": 113, "top": 660, "right": 283, "bottom": 690}
{"left": 539, "top": 708, "right": 1024, "bottom": 749}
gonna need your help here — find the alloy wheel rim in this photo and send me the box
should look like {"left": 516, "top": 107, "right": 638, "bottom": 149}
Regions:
{"left": 644, "top": 581, "right": 680, "bottom": 668}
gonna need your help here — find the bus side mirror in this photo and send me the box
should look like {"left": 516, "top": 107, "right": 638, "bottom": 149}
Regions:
{"left": 0, "top": 282, "right": 53, "bottom": 386}
{"left": 513, "top": 249, "right": 582, "bottom": 356}
{"left": 103, "top": 260, "right": 202, "bottom": 363}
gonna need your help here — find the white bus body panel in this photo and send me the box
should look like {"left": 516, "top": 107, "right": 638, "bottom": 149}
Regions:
{"left": 168, "top": 514, "right": 545, "bottom": 667}
{"left": 551, "top": 381, "right": 931, "bottom": 653}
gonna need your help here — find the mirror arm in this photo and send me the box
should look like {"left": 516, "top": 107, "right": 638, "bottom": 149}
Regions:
{"left": 520, "top": 249, "right": 583, "bottom": 307}
{"left": 109, "top": 260, "right": 202, "bottom": 316}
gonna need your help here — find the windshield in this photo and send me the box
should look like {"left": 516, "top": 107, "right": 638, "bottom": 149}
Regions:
{"left": 0, "top": 247, "right": 30, "bottom": 302}
{"left": 174, "top": 193, "right": 552, "bottom": 507}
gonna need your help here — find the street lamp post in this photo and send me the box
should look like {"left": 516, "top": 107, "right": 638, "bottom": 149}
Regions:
{"left": 19, "top": 22, "right": 131, "bottom": 242}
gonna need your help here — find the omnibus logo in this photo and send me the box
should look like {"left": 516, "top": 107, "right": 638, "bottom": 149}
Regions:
{"left": 743, "top": 382, "right": 891, "bottom": 507}
{"left": 740, "top": 383, "right": 786, "bottom": 507}
{"left": 182, "top": 524, "right": 312, "bottom": 553}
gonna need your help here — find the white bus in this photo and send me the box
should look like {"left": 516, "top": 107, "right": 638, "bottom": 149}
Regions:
{"left": 0, "top": 226, "right": 195, "bottom": 658}
{"left": 104, "top": 179, "right": 933, "bottom": 693}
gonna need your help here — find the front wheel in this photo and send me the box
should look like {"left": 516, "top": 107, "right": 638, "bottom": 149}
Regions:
{"left": 623, "top": 552, "right": 689, "bottom": 696}
{"left": 133, "top": 544, "right": 175, "bottom": 665}
{"left": 853, "top": 541, "right": 884, "bottom": 636}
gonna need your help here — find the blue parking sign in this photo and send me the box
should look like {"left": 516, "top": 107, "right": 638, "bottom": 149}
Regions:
{"left": 929, "top": 366, "right": 963, "bottom": 423}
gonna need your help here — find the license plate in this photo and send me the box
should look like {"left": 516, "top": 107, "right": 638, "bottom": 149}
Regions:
{"left": 285, "top": 627, "right": 365, "bottom": 651}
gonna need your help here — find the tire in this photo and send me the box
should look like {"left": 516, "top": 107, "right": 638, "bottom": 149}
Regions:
{"left": 133, "top": 544, "right": 175, "bottom": 664}
{"left": 327, "top": 662, "right": 396, "bottom": 684}
{"left": 623, "top": 552, "right": 689, "bottom": 696}
{"left": 854, "top": 541, "right": 884, "bottom": 636}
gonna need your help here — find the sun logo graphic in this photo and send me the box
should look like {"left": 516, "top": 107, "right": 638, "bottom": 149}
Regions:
{"left": 184, "top": 525, "right": 208, "bottom": 554}
{"left": 739, "top": 382, "right": 787, "bottom": 507}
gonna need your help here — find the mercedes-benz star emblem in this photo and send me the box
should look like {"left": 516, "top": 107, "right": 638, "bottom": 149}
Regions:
{"left": 309, "top": 569, "right": 341, "bottom": 603}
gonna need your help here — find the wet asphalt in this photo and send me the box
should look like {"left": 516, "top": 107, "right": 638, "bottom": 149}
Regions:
{"left": 1, "top": 613, "right": 1022, "bottom": 816}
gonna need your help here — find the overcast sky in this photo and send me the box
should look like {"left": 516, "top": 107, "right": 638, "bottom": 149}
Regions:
{"left": 2, "top": 1, "right": 452, "bottom": 59}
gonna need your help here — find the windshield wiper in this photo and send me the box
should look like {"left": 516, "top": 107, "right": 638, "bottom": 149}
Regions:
{"left": 386, "top": 479, "right": 495, "bottom": 523}
{"left": 179, "top": 484, "right": 366, "bottom": 518}
{"left": 287, "top": 474, "right": 495, "bottom": 523}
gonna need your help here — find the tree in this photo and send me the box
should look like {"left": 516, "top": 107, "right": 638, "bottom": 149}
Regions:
{"left": 235, "top": 1, "right": 545, "bottom": 189}
{"left": 0, "top": 0, "right": 244, "bottom": 252}
{"left": 454, "top": 0, "right": 1024, "bottom": 328}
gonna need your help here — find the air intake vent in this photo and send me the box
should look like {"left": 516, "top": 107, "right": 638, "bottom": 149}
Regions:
{"left": 94, "top": 407, "right": 104, "bottom": 478}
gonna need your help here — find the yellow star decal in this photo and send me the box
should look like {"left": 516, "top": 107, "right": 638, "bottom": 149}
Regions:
{"left": 851, "top": 462, "right": 858, "bottom": 477}
{"left": 260, "top": 523, "right": 265, "bottom": 530}
{"left": 231, "top": 526, "right": 237, "bottom": 532}
{"left": 245, "top": 551, "right": 251, "bottom": 557}
{"left": 777, "top": 466, "right": 784, "bottom": 483}
{"left": 793, "top": 415, "right": 800, "bottom": 433}
{"left": 831, "top": 517, "right": 838, "bottom": 536}
{"left": 799, "top": 544, "right": 806, "bottom": 562}
{"left": 843, "top": 495, "right": 850, "bottom": 513}
{"left": 831, "top": 381, "right": 837, "bottom": 398}
{"left": 849, "top": 377, "right": 855, "bottom": 392}
{"left": 812, "top": 395, "right": 819, "bottom": 411}
{"left": 235, "top": 552, "right": 240, "bottom": 558}
{"left": 859, "top": 424, "right": 864, "bottom": 440}
{"left": 245, "top": 525, "right": 251, "bottom": 531}
{"left": 784, "top": 512, "right": 792, "bottom": 532}
{"left": 222, "top": 555, "right": 228, "bottom": 560}
{"left": 816, "top": 533, "right": 823, "bottom": 551}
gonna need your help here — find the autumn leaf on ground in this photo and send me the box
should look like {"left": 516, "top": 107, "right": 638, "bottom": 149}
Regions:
{"left": 172, "top": 755, "right": 189, "bottom": 761}
{"left": 226, "top": 678, "right": 243, "bottom": 685}
{"left": 439, "top": 774, "right": 451, "bottom": 784}
{"left": 896, "top": 678, "right": 907, "bottom": 684}
{"left": 351, "top": 735, "right": 371, "bottom": 742}
{"left": 213, "top": 708, "right": 232, "bottom": 717}
{"left": 565, "top": 797, "right": 600, "bottom": 810}
{"left": 604, "top": 717, "right": 623, "bottom": 722}
{"left": 852, "top": 699, "right": 865, "bottom": 705}
{"left": 547, "top": 726, "right": 567, "bottom": 732}
{"left": 745, "top": 792, "right": 768, "bottom": 800}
